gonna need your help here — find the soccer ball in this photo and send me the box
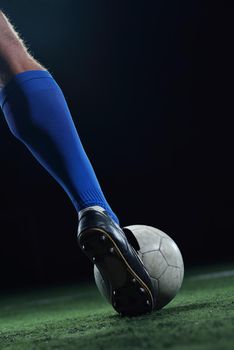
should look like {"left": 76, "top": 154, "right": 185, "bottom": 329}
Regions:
{"left": 94, "top": 225, "right": 184, "bottom": 310}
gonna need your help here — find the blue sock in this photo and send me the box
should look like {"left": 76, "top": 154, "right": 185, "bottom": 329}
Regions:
{"left": 0, "top": 70, "right": 119, "bottom": 224}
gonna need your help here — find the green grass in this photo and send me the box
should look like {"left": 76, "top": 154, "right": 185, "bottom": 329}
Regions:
{"left": 0, "top": 265, "right": 234, "bottom": 350}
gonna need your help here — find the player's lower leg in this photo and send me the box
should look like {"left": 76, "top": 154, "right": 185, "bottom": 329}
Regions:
{"left": 0, "top": 11, "right": 156, "bottom": 315}
{"left": 0, "top": 69, "right": 118, "bottom": 223}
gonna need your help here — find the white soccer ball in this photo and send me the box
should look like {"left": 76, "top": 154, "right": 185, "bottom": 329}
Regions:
{"left": 94, "top": 225, "right": 184, "bottom": 310}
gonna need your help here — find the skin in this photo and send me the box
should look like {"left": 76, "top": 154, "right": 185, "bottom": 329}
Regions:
{"left": 0, "top": 11, "right": 44, "bottom": 88}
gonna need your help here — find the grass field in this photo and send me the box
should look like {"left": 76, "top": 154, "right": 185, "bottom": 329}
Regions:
{"left": 0, "top": 264, "right": 234, "bottom": 350}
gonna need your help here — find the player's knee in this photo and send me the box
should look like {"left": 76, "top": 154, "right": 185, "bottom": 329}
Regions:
{"left": 10, "top": 49, "right": 44, "bottom": 74}
{"left": 0, "top": 46, "right": 44, "bottom": 87}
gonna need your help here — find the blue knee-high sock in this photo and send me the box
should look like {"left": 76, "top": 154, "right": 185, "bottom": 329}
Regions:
{"left": 0, "top": 70, "right": 119, "bottom": 224}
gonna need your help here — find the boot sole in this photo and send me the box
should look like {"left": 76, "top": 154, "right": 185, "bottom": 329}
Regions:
{"left": 79, "top": 227, "right": 154, "bottom": 316}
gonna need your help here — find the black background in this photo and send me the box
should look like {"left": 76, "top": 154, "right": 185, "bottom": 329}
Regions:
{"left": 0, "top": 1, "right": 233, "bottom": 289}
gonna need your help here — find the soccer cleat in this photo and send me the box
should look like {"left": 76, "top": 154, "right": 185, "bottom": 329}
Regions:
{"left": 77, "top": 207, "right": 156, "bottom": 316}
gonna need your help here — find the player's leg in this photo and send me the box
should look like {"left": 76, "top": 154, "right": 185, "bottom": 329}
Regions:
{"left": 0, "top": 11, "right": 156, "bottom": 315}
{"left": 0, "top": 11, "right": 117, "bottom": 222}
{"left": 0, "top": 11, "right": 42, "bottom": 87}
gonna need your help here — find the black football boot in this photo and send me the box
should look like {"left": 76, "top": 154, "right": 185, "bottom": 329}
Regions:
{"left": 77, "top": 207, "right": 156, "bottom": 316}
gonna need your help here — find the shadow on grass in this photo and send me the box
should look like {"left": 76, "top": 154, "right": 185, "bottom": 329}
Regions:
{"left": 104, "top": 300, "right": 215, "bottom": 323}
{"left": 156, "top": 301, "right": 216, "bottom": 316}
